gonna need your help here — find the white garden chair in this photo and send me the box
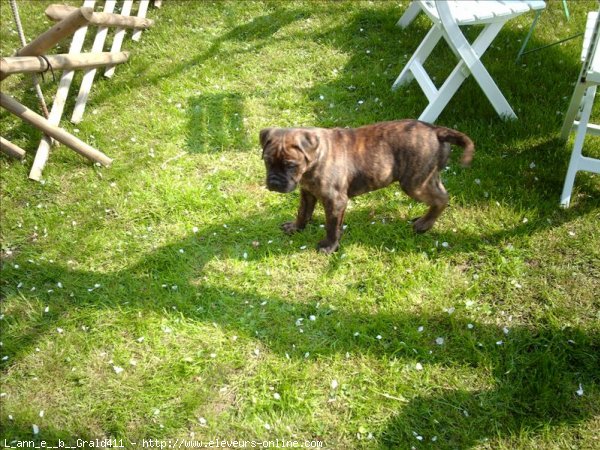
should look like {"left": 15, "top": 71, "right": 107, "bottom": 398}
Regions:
{"left": 559, "top": 10, "right": 600, "bottom": 207}
{"left": 393, "top": 0, "right": 546, "bottom": 123}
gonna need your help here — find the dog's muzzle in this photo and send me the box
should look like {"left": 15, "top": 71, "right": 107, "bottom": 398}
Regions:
{"left": 266, "top": 174, "right": 296, "bottom": 193}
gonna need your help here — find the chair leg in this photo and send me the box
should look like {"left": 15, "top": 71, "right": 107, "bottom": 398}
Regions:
{"left": 397, "top": 1, "right": 422, "bottom": 29}
{"left": 397, "top": 15, "right": 521, "bottom": 122}
{"left": 560, "top": 85, "right": 597, "bottom": 207}
{"left": 468, "top": 60, "right": 517, "bottom": 119}
{"left": 561, "top": 82, "right": 587, "bottom": 140}
{"left": 419, "top": 21, "right": 515, "bottom": 122}
{"left": 418, "top": 61, "right": 468, "bottom": 123}
{"left": 460, "top": 22, "right": 517, "bottom": 119}
{"left": 392, "top": 24, "right": 443, "bottom": 90}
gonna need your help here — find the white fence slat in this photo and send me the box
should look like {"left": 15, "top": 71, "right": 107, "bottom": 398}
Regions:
{"left": 71, "top": 0, "right": 117, "bottom": 123}
{"left": 131, "top": 0, "right": 149, "bottom": 41}
{"left": 104, "top": 0, "right": 134, "bottom": 78}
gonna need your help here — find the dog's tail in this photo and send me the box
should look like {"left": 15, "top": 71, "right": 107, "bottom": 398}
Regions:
{"left": 435, "top": 127, "right": 475, "bottom": 168}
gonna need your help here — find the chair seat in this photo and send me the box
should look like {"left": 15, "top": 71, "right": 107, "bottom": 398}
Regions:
{"left": 420, "top": 0, "right": 546, "bottom": 25}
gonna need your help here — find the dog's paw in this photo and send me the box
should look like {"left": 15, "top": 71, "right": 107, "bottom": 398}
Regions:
{"left": 317, "top": 239, "right": 339, "bottom": 255}
{"left": 281, "top": 221, "right": 300, "bottom": 234}
{"left": 412, "top": 217, "right": 433, "bottom": 234}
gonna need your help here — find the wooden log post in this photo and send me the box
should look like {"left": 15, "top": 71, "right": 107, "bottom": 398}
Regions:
{"left": 46, "top": 4, "right": 154, "bottom": 29}
{"left": 0, "top": 136, "right": 26, "bottom": 160}
{"left": 0, "top": 93, "right": 113, "bottom": 171}
{"left": 0, "top": 52, "right": 130, "bottom": 77}
{"left": 16, "top": 7, "right": 93, "bottom": 56}
{"left": 0, "top": 7, "right": 94, "bottom": 82}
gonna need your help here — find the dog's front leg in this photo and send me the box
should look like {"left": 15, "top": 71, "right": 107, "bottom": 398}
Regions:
{"left": 282, "top": 189, "right": 317, "bottom": 234}
{"left": 318, "top": 195, "right": 347, "bottom": 254}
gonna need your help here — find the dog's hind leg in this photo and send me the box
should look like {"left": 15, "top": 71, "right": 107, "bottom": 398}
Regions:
{"left": 403, "top": 174, "right": 449, "bottom": 234}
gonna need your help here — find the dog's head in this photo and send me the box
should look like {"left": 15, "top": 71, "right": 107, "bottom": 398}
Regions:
{"left": 259, "top": 127, "right": 320, "bottom": 193}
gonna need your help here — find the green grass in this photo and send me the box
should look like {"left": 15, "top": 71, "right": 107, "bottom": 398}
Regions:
{"left": 1, "top": 0, "right": 599, "bottom": 448}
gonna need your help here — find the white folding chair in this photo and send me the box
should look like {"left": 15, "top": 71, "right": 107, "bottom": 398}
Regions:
{"left": 393, "top": 0, "right": 546, "bottom": 123}
{"left": 559, "top": 10, "right": 600, "bottom": 207}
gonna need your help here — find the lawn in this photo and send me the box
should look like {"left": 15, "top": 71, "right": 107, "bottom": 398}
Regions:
{"left": 1, "top": 0, "right": 599, "bottom": 448}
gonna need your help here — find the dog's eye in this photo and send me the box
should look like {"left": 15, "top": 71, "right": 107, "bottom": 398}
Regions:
{"left": 284, "top": 161, "right": 297, "bottom": 169}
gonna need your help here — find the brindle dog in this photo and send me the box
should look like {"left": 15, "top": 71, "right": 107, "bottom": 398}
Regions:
{"left": 260, "top": 120, "right": 474, "bottom": 254}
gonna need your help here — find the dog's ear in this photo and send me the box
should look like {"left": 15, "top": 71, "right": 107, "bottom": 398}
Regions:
{"left": 298, "top": 130, "right": 320, "bottom": 162}
{"left": 259, "top": 128, "right": 274, "bottom": 149}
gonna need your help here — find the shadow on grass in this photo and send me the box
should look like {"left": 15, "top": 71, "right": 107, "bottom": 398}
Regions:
{"left": 187, "top": 93, "right": 249, "bottom": 153}
{"left": 2, "top": 207, "right": 599, "bottom": 445}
